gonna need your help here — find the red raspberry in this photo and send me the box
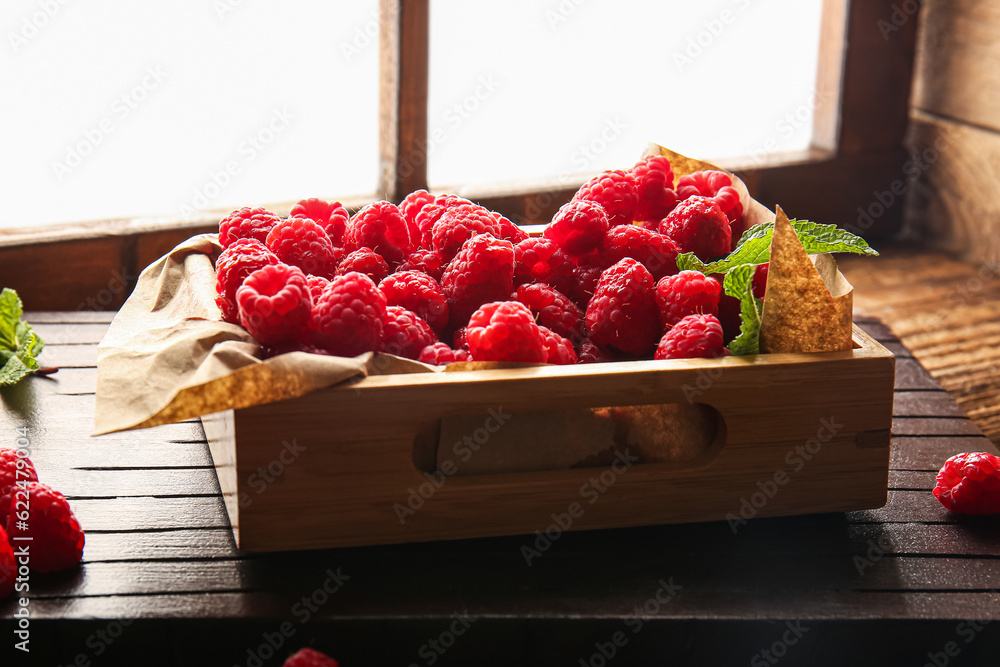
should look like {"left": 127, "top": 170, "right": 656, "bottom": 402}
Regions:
{"left": 265, "top": 218, "right": 339, "bottom": 278}
{"left": 586, "top": 258, "right": 661, "bottom": 355}
{"left": 379, "top": 271, "right": 449, "bottom": 333}
{"left": 236, "top": 264, "right": 312, "bottom": 345}
{"left": 380, "top": 306, "right": 438, "bottom": 360}
{"left": 676, "top": 170, "right": 743, "bottom": 223}
{"left": 513, "top": 238, "right": 576, "bottom": 294}
{"left": 933, "top": 452, "right": 1000, "bottom": 515}
{"left": 568, "top": 263, "right": 604, "bottom": 311}
{"left": 431, "top": 203, "right": 499, "bottom": 260}
{"left": 600, "top": 226, "right": 679, "bottom": 281}
{"left": 418, "top": 342, "right": 471, "bottom": 365}
{"left": 343, "top": 201, "right": 411, "bottom": 266}
{"left": 414, "top": 194, "right": 474, "bottom": 249}
{"left": 573, "top": 169, "right": 638, "bottom": 227}
{"left": 659, "top": 196, "right": 731, "bottom": 262}
{"left": 397, "top": 249, "right": 445, "bottom": 281}
{"left": 5, "top": 482, "right": 84, "bottom": 572}
{"left": 441, "top": 234, "right": 515, "bottom": 328}
{"left": 752, "top": 263, "right": 769, "bottom": 300}
{"left": 516, "top": 283, "right": 584, "bottom": 343}
{"left": 306, "top": 275, "right": 331, "bottom": 302}
{"left": 467, "top": 301, "right": 547, "bottom": 363}
{"left": 492, "top": 213, "right": 529, "bottom": 244}
{"left": 544, "top": 200, "right": 610, "bottom": 257}
{"left": 289, "top": 198, "right": 349, "bottom": 246}
{"left": 0, "top": 448, "right": 38, "bottom": 498}
{"left": 282, "top": 648, "right": 339, "bottom": 667}
{"left": 0, "top": 524, "right": 14, "bottom": 597}
{"left": 654, "top": 314, "right": 727, "bottom": 360}
{"left": 338, "top": 247, "right": 390, "bottom": 283}
{"left": 538, "top": 326, "right": 577, "bottom": 365}
{"left": 400, "top": 189, "right": 436, "bottom": 245}
{"left": 655, "top": 270, "right": 722, "bottom": 327}
{"left": 215, "top": 239, "right": 280, "bottom": 324}
{"left": 453, "top": 327, "right": 468, "bottom": 350}
{"left": 577, "top": 338, "right": 614, "bottom": 364}
{"left": 219, "top": 206, "right": 281, "bottom": 248}
{"left": 632, "top": 155, "right": 677, "bottom": 223}
{"left": 310, "top": 272, "right": 387, "bottom": 356}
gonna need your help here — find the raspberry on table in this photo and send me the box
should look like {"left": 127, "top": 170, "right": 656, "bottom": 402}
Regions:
{"left": 414, "top": 193, "right": 475, "bottom": 249}
{"left": 380, "top": 306, "right": 438, "bottom": 360}
{"left": 400, "top": 189, "right": 436, "bottom": 246}
{"left": 654, "top": 313, "right": 728, "bottom": 360}
{"left": 586, "top": 258, "right": 661, "bottom": 355}
{"left": 577, "top": 337, "right": 614, "bottom": 364}
{"left": 516, "top": 283, "right": 585, "bottom": 343}
{"left": 568, "top": 263, "right": 605, "bottom": 311}
{"left": 466, "top": 301, "right": 547, "bottom": 363}
{"left": 572, "top": 169, "right": 638, "bottom": 227}
{"left": 752, "top": 263, "right": 769, "bottom": 300}
{"left": 538, "top": 325, "right": 577, "bottom": 365}
{"left": 397, "top": 248, "right": 446, "bottom": 281}
{"left": 236, "top": 264, "right": 313, "bottom": 345}
{"left": 0, "top": 447, "right": 38, "bottom": 498}
{"left": 659, "top": 196, "right": 732, "bottom": 262}
{"left": 305, "top": 275, "right": 331, "bottom": 302}
{"left": 492, "top": 213, "right": 529, "bottom": 244}
{"left": 219, "top": 206, "right": 281, "bottom": 248}
{"left": 655, "top": 270, "right": 722, "bottom": 327}
{"left": 289, "top": 198, "right": 350, "bottom": 247}
{"left": 338, "top": 247, "right": 390, "bottom": 283}
{"left": 431, "top": 203, "right": 499, "bottom": 260}
{"left": 343, "top": 200, "right": 411, "bottom": 266}
{"left": 676, "top": 170, "right": 743, "bottom": 222}
{"left": 544, "top": 200, "right": 610, "bottom": 257}
{"left": 933, "top": 452, "right": 1000, "bottom": 515}
{"left": 282, "top": 647, "right": 339, "bottom": 667}
{"left": 452, "top": 326, "right": 468, "bottom": 350}
{"left": 440, "top": 234, "right": 516, "bottom": 329}
{"left": 513, "top": 237, "right": 576, "bottom": 295}
{"left": 418, "top": 342, "right": 471, "bottom": 365}
{"left": 215, "top": 238, "right": 281, "bottom": 323}
{"left": 5, "top": 482, "right": 84, "bottom": 573}
{"left": 601, "top": 225, "right": 679, "bottom": 281}
{"left": 310, "top": 272, "right": 387, "bottom": 357}
{"left": 265, "top": 217, "right": 340, "bottom": 278}
{"left": 632, "top": 155, "right": 678, "bottom": 223}
{"left": 0, "top": 524, "right": 14, "bottom": 598}
{"left": 379, "top": 270, "right": 449, "bottom": 333}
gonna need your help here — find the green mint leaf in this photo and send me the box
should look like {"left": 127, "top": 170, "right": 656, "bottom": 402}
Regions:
{"left": 0, "top": 287, "right": 23, "bottom": 350}
{"left": 724, "top": 264, "right": 763, "bottom": 356}
{"left": 789, "top": 219, "right": 879, "bottom": 256}
{"left": 0, "top": 353, "right": 32, "bottom": 386}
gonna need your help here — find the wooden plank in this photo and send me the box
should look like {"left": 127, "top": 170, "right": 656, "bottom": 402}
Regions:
{"left": 82, "top": 528, "right": 236, "bottom": 562}
{"left": 892, "top": 417, "right": 982, "bottom": 437}
{"left": 28, "top": 439, "right": 212, "bottom": 470}
{"left": 892, "top": 391, "right": 968, "bottom": 418}
{"left": 25, "top": 310, "right": 116, "bottom": 324}
{"left": 895, "top": 357, "right": 945, "bottom": 391}
{"left": 891, "top": 435, "right": 999, "bottom": 471}
{"left": 30, "top": 322, "right": 110, "bottom": 345}
{"left": 49, "top": 468, "right": 220, "bottom": 499}
{"left": 35, "top": 343, "right": 99, "bottom": 368}
{"left": 378, "top": 0, "right": 429, "bottom": 199}
{"left": 849, "top": 523, "right": 1000, "bottom": 558}
{"left": 912, "top": 0, "right": 1000, "bottom": 134}
{"left": 848, "top": 490, "right": 962, "bottom": 524}
{"left": 71, "top": 496, "right": 229, "bottom": 531}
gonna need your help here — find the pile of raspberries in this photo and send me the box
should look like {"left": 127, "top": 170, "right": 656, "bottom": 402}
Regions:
{"left": 215, "top": 155, "right": 763, "bottom": 365}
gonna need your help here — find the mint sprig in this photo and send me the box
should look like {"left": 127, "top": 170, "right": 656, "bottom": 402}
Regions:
{"left": 0, "top": 288, "right": 45, "bottom": 386}
{"left": 723, "top": 264, "right": 762, "bottom": 356}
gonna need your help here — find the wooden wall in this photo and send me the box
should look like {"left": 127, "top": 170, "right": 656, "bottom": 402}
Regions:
{"left": 906, "top": 0, "right": 1000, "bottom": 266}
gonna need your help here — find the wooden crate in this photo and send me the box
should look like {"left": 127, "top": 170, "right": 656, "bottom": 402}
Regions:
{"left": 202, "top": 325, "right": 895, "bottom": 552}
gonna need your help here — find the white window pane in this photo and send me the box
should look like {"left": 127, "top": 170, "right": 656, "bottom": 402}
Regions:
{"left": 428, "top": 0, "right": 826, "bottom": 190}
{"left": 1, "top": 0, "right": 379, "bottom": 230}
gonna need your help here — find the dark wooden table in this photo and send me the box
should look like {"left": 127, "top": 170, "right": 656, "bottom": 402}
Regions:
{"left": 1, "top": 312, "right": 998, "bottom": 666}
